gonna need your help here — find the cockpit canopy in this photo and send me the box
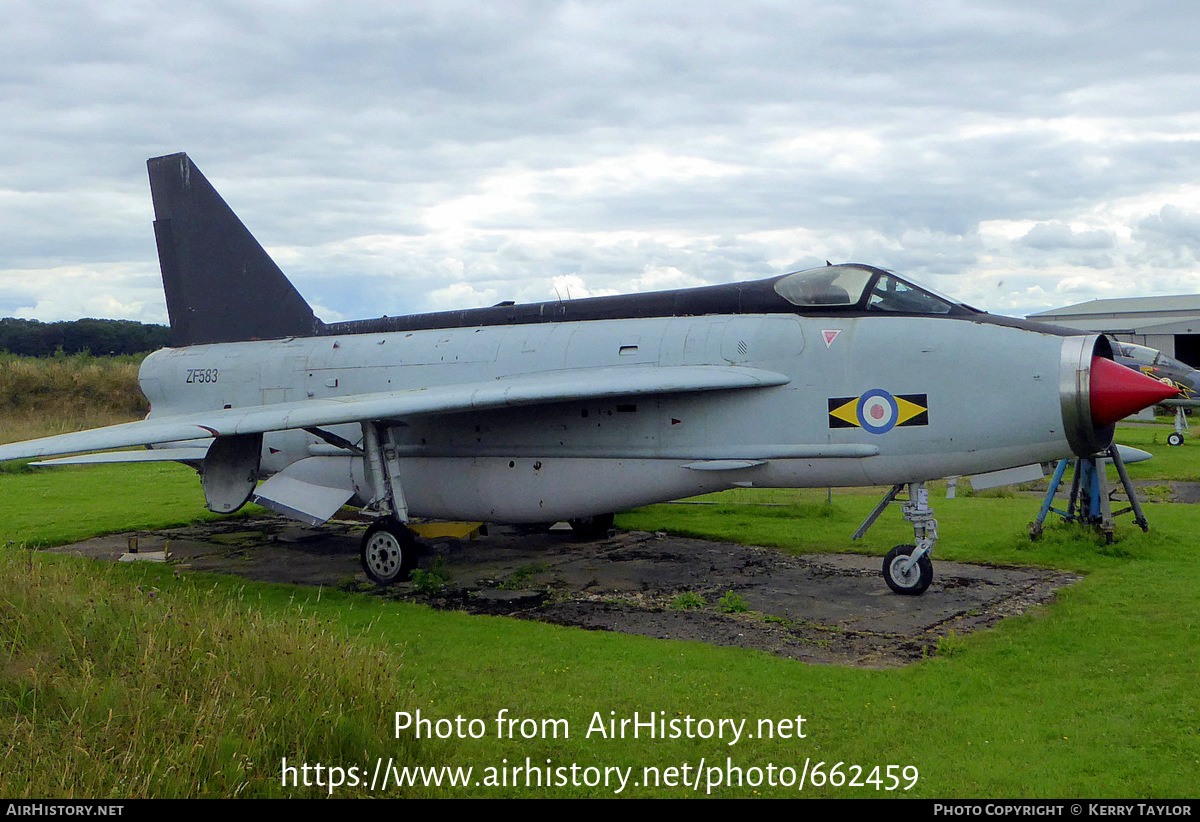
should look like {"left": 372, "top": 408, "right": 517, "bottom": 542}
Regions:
{"left": 1116, "top": 342, "right": 1191, "bottom": 372}
{"left": 773, "top": 264, "right": 956, "bottom": 315}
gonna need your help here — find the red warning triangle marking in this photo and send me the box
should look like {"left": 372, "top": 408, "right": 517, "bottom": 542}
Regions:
{"left": 822, "top": 330, "right": 841, "bottom": 348}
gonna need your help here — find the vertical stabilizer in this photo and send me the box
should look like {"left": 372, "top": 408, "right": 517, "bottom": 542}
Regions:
{"left": 148, "top": 153, "right": 323, "bottom": 346}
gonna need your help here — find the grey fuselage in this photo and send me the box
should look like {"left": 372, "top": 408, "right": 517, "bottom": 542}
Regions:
{"left": 139, "top": 303, "right": 1094, "bottom": 524}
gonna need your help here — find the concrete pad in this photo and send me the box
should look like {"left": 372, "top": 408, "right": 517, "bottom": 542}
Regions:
{"left": 49, "top": 514, "right": 1079, "bottom": 667}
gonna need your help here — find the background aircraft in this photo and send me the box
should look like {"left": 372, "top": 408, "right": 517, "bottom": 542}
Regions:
{"left": 1113, "top": 341, "right": 1199, "bottom": 446}
{"left": 0, "top": 154, "right": 1179, "bottom": 594}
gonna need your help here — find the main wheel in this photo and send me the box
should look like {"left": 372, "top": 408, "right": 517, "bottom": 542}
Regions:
{"left": 361, "top": 519, "right": 418, "bottom": 585}
{"left": 883, "top": 544, "right": 933, "bottom": 595}
{"left": 568, "top": 513, "right": 615, "bottom": 539}
{"left": 1168, "top": 432, "right": 1185, "bottom": 447}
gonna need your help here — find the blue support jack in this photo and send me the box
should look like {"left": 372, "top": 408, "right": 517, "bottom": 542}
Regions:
{"left": 1029, "top": 443, "right": 1149, "bottom": 543}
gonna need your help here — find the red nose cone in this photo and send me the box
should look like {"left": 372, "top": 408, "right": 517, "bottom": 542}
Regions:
{"left": 1090, "top": 356, "right": 1181, "bottom": 427}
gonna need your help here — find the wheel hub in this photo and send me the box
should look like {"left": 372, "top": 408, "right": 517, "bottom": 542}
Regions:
{"left": 889, "top": 556, "right": 921, "bottom": 588}
{"left": 365, "top": 533, "right": 400, "bottom": 576}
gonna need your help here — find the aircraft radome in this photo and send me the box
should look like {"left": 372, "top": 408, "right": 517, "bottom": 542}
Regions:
{"left": 0, "top": 154, "right": 1179, "bottom": 595}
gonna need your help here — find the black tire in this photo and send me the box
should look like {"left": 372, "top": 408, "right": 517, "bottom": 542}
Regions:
{"left": 882, "top": 544, "right": 933, "bottom": 595}
{"left": 361, "top": 519, "right": 418, "bottom": 585}
{"left": 1168, "top": 432, "right": 1185, "bottom": 447}
{"left": 568, "top": 513, "right": 615, "bottom": 539}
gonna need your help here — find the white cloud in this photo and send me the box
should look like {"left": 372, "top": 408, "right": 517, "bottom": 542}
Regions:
{"left": 426, "top": 281, "right": 501, "bottom": 311}
{"left": 5, "top": 0, "right": 1200, "bottom": 325}
{"left": 0, "top": 263, "right": 165, "bottom": 323}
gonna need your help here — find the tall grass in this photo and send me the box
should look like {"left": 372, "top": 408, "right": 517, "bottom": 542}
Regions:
{"left": 0, "top": 551, "right": 420, "bottom": 798}
{"left": 0, "top": 352, "right": 146, "bottom": 444}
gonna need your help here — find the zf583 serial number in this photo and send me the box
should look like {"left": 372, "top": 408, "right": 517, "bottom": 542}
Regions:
{"left": 185, "top": 368, "right": 219, "bottom": 384}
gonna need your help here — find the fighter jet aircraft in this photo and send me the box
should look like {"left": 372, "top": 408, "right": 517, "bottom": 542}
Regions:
{"left": 1113, "top": 341, "right": 1199, "bottom": 446}
{"left": 0, "top": 154, "right": 1179, "bottom": 595}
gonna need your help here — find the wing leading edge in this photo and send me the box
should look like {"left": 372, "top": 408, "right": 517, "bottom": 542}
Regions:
{"left": 0, "top": 364, "right": 790, "bottom": 463}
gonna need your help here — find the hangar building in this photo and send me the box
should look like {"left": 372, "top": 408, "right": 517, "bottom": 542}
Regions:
{"left": 1028, "top": 295, "right": 1200, "bottom": 367}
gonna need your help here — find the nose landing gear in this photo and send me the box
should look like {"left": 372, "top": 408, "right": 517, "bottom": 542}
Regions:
{"left": 854, "top": 481, "right": 938, "bottom": 596}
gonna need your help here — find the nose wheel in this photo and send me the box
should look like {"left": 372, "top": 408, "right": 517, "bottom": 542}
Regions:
{"left": 883, "top": 544, "right": 933, "bottom": 595}
{"left": 361, "top": 518, "right": 418, "bottom": 585}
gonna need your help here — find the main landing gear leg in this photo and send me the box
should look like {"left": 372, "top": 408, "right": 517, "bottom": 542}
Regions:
{"left": 854, "top": 481, "right": 938, "bottom": 595}
{"left": 359, "top": 421, "right": 417, "bottom": 585}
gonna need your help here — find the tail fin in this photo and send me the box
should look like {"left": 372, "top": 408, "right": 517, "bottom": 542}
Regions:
{"left": 148, "top": 153, "right": 323, "bottom": 346}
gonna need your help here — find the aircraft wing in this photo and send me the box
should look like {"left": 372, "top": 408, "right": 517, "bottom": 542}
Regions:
{"left": 0, "top": 364, "right": 790, "bottom": 463}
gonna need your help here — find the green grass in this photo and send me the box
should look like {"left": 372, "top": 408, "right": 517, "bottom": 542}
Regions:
{"left": 0, "top": 463, "right": 230, "bottom": 547}
{"left": 2, "top": 425, "right": 1199, "bottom": 797}
{"left": 1115, "top": 423, "right": 1200, "bottom": 481}
{"left": 0, "top": 554, "right": 424, "bottom": 798}
{"left": 669, "top": 591, "right": 706, "bottom": 610}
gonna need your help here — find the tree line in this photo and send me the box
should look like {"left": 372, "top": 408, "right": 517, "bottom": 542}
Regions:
{"left": 0, "top": 318, "right": 170, "bottom": 357}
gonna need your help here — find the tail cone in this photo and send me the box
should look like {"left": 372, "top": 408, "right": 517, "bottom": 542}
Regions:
{"left": 1090, "top": 357, "right": 1181, "bottom": 427}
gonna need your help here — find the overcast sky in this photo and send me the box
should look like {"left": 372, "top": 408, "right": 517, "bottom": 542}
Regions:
{"left": 4, "top": 0, "right": 1200, "bottom": 326}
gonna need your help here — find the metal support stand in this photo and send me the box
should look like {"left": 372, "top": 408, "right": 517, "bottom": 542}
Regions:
{"left": 1108, "top": 443, "right": 1150, "bottom": 532}
{"left": 1030, "top": 444, "right": 1148, "bottom": 541}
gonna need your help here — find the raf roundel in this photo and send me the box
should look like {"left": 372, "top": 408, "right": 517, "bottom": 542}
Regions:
{"left": 827, "top": 390, "right": 929, "bottom": 433}
{"left": 856, "top": 389, "right": 900, "bottom": 434}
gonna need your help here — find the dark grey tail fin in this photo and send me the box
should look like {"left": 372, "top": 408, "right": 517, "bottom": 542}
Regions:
{"left": 148, "top": 153, "right": 323, "bottom": 346}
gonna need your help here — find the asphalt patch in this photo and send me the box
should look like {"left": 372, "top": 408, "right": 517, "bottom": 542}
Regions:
{"left": 51, "top": 514, "right": 1079, "bottom": 668}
